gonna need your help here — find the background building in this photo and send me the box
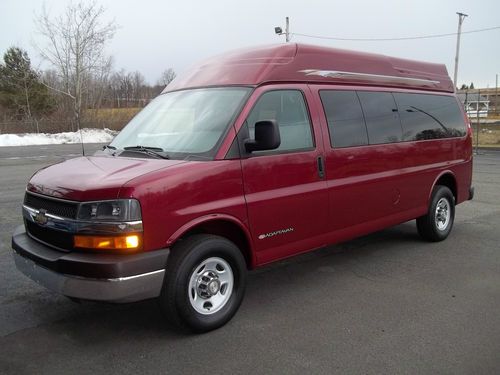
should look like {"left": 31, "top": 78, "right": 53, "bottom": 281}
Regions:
{"left": 457, "top": 92, "right": 491, "bottom": 118}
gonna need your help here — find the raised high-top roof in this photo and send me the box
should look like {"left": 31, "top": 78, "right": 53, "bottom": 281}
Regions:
{"left": 165, "top": 43, "right": 454, "bottom": 93}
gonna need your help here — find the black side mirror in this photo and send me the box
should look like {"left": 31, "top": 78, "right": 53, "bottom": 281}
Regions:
{"left": 244, "top": 120, "right": 281, "bottom": 152}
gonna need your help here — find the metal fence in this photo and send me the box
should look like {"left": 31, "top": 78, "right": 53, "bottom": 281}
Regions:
{"left": 0, "top": 120, "right": 68, "bottom": 135}
{"left": 0, "top": 116, "right": 130, "bottom": 135}
{"left": 459, "top": 89, "right": 500, "bottom": 153}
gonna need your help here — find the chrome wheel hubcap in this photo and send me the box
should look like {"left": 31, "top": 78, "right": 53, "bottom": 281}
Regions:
{"left": 435, "top": 197, "right": 451, "bottom": 231}
{"left": 196, "top": 270, "right": 221, "bottom": 298}
{"left": 188, "top": 257, "right": 234, "bottom": 315}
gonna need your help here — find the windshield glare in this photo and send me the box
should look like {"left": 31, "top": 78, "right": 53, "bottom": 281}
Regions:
{"left": 110, "top": 87, "right": 250, "bottom": 159}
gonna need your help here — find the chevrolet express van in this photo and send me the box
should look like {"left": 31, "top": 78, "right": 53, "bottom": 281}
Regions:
{"left": 12, "top": 44, "right": 473, "bottom": 332}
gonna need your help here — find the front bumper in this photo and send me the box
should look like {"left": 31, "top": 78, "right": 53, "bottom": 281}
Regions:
{"left": 12, "top": 226, "right": 169, "bottom": 303}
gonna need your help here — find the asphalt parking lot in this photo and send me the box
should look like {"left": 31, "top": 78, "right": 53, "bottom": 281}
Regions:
{"left": 0, "top": 144, "right": 499, "bottom": 374}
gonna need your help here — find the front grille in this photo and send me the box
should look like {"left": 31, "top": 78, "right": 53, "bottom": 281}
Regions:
{"left": 24, "top": 192, "right": 78, "bottom": 219}
{"left": 25, "top": 220, "right": 74, "bottom": 251}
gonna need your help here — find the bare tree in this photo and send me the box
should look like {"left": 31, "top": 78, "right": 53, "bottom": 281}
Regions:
{"left": 104, "top": 69, "right": 156, "bottom": 108}
{"left": 131, "top": 71, "right": 146, "bottom": 106}
{"left": 36, "top": 1, "right": 116, "bottom": 131}
{"left": 86, "top": 56, "right": 113, "bottom": 110}
{"left": 116, "top": 69, "right": 133, "bottom": 107}
{"left": 159, "top": 68, "right": 176, "bottom": 87}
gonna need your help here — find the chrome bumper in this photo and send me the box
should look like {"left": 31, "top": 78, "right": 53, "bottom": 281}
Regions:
{"left": 13, "top": 251, "right": 165, "bottom": 303}
{"left": 12, "top": 225, "right": 169, "bottom": 303}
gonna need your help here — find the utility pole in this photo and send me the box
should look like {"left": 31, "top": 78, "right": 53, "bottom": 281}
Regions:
{"left": 285, "top": 17, "right": 290, "bottom": 42}
{"left": 496, "top": 73, "right": 498, "bottom": 115}
{"left": 453, "top": 12, "right": 468, "bottom": 89}
{"left": 274, "top": 17, "right": 290, "bottom": 42}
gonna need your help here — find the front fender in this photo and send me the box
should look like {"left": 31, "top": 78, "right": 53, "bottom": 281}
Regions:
{"left": 165, "top": 213, "right": 256, "bottom": 267}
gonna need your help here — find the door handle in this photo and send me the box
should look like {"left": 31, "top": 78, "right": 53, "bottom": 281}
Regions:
{"left": 317, "top": 156, "right": 325, "bottom": 179}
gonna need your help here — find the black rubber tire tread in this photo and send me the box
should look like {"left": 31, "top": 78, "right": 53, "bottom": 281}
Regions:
{"left": 416, "top": 185, "right": 455, "bottom": 242}
{"left": 159, "top": 234, "right": 246, "bottom": 333}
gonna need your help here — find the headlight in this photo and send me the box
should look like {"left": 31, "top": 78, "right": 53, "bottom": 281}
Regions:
{"left": 77, "top": 199, "right": 141, "bottom": 221}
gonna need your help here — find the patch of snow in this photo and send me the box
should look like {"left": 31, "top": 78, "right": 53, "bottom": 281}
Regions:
{"left": 0, "top": 128, "right": 118, "bottom": 147}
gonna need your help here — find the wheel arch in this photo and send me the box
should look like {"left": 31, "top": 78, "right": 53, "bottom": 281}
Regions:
{"left": 429, "top": 171, "right": 458, "bottom": 203}
{"left": 166, "top": 214, "right": 255, "bottom": 269}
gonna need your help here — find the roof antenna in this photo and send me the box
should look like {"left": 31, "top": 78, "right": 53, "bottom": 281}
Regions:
{"left": 78, "top": 124, "right": 85, "bottom": 156}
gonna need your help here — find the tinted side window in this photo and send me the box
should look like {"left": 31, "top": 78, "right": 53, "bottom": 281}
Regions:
{"left": 394, "top": 93, "right": 466, "bottom": 140}
{"left": 320, "top": 90, "right": 368, "bottom": 148}
{"left": 246, "top": 90, "right": 314, "bottom": 152}
{"left": 357, "top": 92, "right": 402, "bottom": 144}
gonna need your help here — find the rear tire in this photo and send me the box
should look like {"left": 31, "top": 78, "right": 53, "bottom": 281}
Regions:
{"left": 416, "top": 185, "right": 455, "bottom": 242}
{"left": 159, "top": 234, "right": 247, "bottom": 333}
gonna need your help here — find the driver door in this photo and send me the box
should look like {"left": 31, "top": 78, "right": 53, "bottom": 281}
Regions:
{"left": 237, "top": 85, "right": 329, "bottom": 265}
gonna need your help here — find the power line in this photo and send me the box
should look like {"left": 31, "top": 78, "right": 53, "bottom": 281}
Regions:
{"left": 291, "top": 25, "right": 500, "bottom": 42}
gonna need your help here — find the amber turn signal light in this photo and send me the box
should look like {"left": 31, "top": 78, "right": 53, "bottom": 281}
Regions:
{"left": 74, "top": 234, "right": 142, "bottom": 250}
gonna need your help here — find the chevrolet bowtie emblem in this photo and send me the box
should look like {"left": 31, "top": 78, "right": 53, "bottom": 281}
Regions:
{"left": 34, "top": 209, "right": 48, "bottom": 225}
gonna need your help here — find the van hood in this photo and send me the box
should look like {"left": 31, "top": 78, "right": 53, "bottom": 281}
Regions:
{"left": 27, "top": 155, "right": 187, "bottom": 201}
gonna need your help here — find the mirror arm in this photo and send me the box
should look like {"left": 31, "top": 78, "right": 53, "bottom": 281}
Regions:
{"left": 244, "top": 139, "right": 257, "bottom": 153}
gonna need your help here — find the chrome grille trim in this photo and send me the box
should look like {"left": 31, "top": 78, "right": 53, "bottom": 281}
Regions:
{"left": 23, "top": 205, "right": 143, "bottom": 235}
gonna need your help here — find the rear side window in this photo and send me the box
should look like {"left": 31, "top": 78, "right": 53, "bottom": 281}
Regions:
{"left": 357, "top": 92, "right": 403, "bottom": 144}
{"left": 320, "top": 91, "right": 368, "bottom": 148}
{"left": 394, "top": 93, "right": 467, "bottom": 140}
{"left": 246, "top": 90, "right": 314, "bottom": 152}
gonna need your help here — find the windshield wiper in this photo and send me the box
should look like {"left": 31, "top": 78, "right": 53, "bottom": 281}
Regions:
{"left": 123, "top": 145, "right": 170, "bottom": 159}
{"left": 102, "top": 145, "right": 117, "bottom": 150}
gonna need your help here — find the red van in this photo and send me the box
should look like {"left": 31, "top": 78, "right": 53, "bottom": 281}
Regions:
{"left": 12, "top": 44, "right": 473, "bottom": 332}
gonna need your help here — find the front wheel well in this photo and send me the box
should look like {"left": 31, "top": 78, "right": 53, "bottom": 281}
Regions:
{"left": 175, "top": 220, "right": 253, "bottom": 269}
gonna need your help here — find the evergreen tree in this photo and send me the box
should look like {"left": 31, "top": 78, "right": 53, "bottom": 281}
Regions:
{"left": 0, "top": 47, "right": 54, "bottom": 122}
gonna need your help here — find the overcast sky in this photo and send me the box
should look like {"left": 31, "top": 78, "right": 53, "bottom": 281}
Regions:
{"left": 1, "top": 0, "right": 499, "bottom": 88}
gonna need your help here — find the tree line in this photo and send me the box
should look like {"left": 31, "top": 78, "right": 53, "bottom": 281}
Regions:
{"left": 0, "top": 1, "right": 176, "bottom": 134}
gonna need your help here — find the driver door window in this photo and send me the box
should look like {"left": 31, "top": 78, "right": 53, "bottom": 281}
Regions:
{"left": 246, "top": 90, "right": 314, "bottom": 153}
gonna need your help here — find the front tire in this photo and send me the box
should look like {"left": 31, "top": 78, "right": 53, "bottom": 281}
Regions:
{"left": 159, "top": 234, "right": 247, "bottom": 332}
{"left": 416, "top": 185, "right": 455, "bottom": 242}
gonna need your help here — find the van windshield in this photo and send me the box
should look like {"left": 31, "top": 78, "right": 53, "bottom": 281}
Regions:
{"left": 110, "top": 87, "right": 250, "bottom": 160}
